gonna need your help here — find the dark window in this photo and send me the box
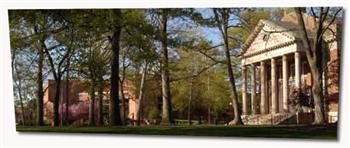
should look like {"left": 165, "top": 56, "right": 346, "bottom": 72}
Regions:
{"left": 263, "top": 34, "right": 269, "bottom": 41}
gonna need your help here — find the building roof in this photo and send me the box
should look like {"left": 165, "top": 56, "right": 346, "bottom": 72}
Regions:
{"left": 240, "top": 12, "right": 340, "bottom": 57}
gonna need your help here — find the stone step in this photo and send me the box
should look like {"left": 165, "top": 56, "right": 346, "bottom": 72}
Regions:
{"left": 241, "top": 113, "right": 294, "bottom": 125}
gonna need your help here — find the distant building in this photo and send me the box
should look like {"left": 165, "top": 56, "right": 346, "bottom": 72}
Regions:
{"left": 239, "top": 12, "right": 341, "bottom": 125}
{"left": 43, "top": 79, "right": 138, "bottom": 125}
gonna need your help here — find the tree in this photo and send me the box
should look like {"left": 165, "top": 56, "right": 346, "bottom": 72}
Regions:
{"left": 212, "top": 8, "right": 243, "bottom": 125}
{"left": 158, "top": 9, "right": 174, "bottom": 124}
{"left": 36, "top": 33, "right": 45, "bottom": 126}
{"left": 294, "top": 7, "right": 343, "bottom": 125}
{"left": 78, "top": 35, "right": 111, "bottom": 126}
{"left": 149, "top": 8, "right": 198, "bottom": 125}
{"left": 38, "top": 11, "right": 74, "bottom": 126}
{"left": 44, "top": 35, "right": 71, "bottom": 127}
{"left": 119, "top": 53, "right": 129, "bottom": 124}
{"left": 12, "top": 53, "right": 26, "bottom": 125}
{"left": 108, "top": 9, "right": 123, "bottom": 126}
{"left": 122, "top": 10, "right": 160, "bottom": 125}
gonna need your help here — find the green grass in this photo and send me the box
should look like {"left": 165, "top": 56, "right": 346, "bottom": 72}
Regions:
{"left": 16, "top": 124, "right": 337, "bottom": 139}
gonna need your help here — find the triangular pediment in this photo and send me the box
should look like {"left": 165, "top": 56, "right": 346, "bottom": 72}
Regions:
{"left": 242, "top": 20, "right": 297, "bottom": 57}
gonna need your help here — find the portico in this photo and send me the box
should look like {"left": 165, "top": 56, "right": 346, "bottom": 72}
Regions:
{"left": 240, "top": 20, "right": 303, "bottom": 116}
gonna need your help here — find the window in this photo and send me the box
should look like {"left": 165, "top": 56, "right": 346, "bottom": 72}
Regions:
{"left": 263, "top": 34, "right": 269, "bottom": 41}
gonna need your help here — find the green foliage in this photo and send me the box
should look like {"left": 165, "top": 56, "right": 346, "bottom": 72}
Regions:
{"left": 148, "top": 108, "right": 161, "bottom": 120}
{"left": 228, "top": 9, "right": 271, "bottom": 49}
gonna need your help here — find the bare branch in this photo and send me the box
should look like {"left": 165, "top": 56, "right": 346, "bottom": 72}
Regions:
{"left": 170, "top": 62, "right": 220, "bottom": 82}
{"left": 197, "top": 49, "right": 223, "bottom": 64}
{"left": 44, "top": 43, "right": 58, "bottom": 80}
{"left": 311, "top": 8, "right": 317, "bottom": 25}
{"left": 320, "top": 8, "right": 343, "bottom": 38}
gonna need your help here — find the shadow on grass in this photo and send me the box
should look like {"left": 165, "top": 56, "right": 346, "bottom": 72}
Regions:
{"left": 16, "top": 124, "right": 337, "bottom": 140}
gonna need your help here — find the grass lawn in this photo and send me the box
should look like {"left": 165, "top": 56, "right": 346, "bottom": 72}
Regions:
{"left": 16, "top": 124, "right": 337, "bottom": 140}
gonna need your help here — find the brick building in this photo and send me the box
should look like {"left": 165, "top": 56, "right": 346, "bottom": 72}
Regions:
{"left": 43, "top": 79, "right": 138, "bottom": 125}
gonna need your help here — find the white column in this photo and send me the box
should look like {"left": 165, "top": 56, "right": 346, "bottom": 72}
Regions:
{"left": 271, "top": 58, "right": 278, "bottom": 114}
{"left": 282, "top": 55, "right": 289, "bottom": 112}
{"left": 295, "top": 52, "right": 301, "bottom": 90}
{"left": 242, "top": 65, "right": 248, "bottom": 115}
{"left": 251, "top": 64, "right": 257, "bottom": 115}
{"left": 260, "top": 61, "right": 267, "bottom": 114}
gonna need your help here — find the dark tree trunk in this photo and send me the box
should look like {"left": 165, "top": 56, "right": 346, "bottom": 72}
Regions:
{"left": 53, "top": 78, "right": 61, "bottom": 127}
{"left": 119, "top": 80, "right": 126, "bottom": 125}
{"left": 120, "top": 56, "right": 127, "bottom": 125}
{"left": 65, "top": 57, "right": 70, "bottom": 126}
{"left": 159, "top": 9, "right": 174, "bottom": 125}
{"left": 109, "top": 9, "right": 123, "bottom": 126}
{"left": 208, "top": 107, "right": 211, "bottom": 125}
{"left": 36, "top": 38, "right": 44, "bottom": 126}
{"left": 89, "top": 80, "right": 96, "bottom": 126}
{"left": 98, "top": 79, "right": 104, "bottom": 126}
{"left": 43, "top": 41, "right": 65, "bottom": 127}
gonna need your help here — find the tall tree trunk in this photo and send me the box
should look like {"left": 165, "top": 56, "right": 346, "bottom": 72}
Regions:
{"left": 136, "top": 62, "right": 148, "bottom": 126}
{"left": 65, "top": 56, "right": 70, "bottom": 126}
{"left": 109, "top": 9, "right": 123, "bottom": 126}
{"left": 294, "top": 8, "right": 325, "bottom": 125}
{"left": 159, "top": 9, "right": 174, "bottom": 125}
{"left": 188, "top": 57, "right": 194, "bottom": 126}
{"left": 310, "top": 65, "right": 325, "bottom": 124}
{"left": 12, "top": 52, "right": 25, "bottom": 126}
{"left": 98, "top": 79, "right": 104, "bottom": 126}
{"left": 187, "top": 77, "right": 193, "bottom": 125}
{"left": 207, "top": 70, "right": 211, "bottom": 125}
{"left": 36, "top": 38, "right": 44, "bottom": 126}
{"left": 16, "top": 66, "right": 26, "bottom": 125}
{"left": 42, "top": 28, "right": 70, "bottom": 127}
{"left": 43, "top": 40, "right": 63, "bottom": 127}
{"left": 89, "top": 80, "right": 96, "bottom": 126}
{"left": 53, "top": 77, "right": 61, "bottom": 127}
{"left": 19, "top": 87, "right": 25, "bottom": 126}
{"left": 224, "top": 40, "right": 243, "bottom": 125}
{"left": 215, "top": 9, "right": 243, "bottom": 125}
{"left": 119, "top": 80, "right": 126, "bottom": 125}
{"left": 119, "top": 56, "right": 127, "bottom": 125}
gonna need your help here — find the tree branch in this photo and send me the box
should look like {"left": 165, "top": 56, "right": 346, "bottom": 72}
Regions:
{"left": 170, "top": 62, "right": 220, "bottom": 82}
{"left": 320, "top": 8, "right": 342, "bottom": 39}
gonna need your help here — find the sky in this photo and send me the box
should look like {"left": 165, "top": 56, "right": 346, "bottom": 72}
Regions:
{"left": 196, "top": 8, "right": 222, "bottom": 45}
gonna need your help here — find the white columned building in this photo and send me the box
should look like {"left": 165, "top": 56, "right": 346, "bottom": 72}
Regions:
{"left": 239, "top": 12, "right": 341, "bottom": 125}
{"left": 241, "top": 19, "right": 302, "bottom": 116}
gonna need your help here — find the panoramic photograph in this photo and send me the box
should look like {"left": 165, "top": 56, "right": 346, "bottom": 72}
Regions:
{"left": 9, "top": 7, "right": 343, "bottom": 139}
